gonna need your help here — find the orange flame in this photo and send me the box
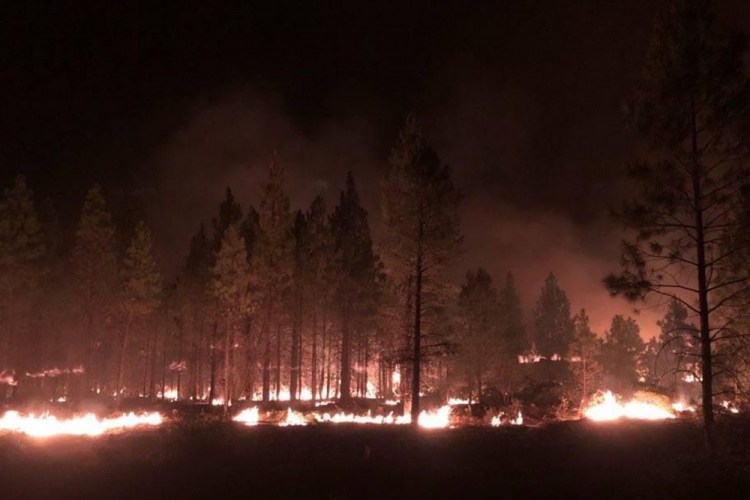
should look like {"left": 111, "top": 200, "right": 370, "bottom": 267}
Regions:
{"left": 583, "top": 391, "right": 675, "bottom": 421}
{"left": 0, "top": 411, "right": 163, "bottom": 438}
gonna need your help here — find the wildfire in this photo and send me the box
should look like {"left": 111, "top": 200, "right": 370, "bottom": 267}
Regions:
{"left": 233, "top": 407, "right": 260, "bottom": 426}
{"left": 720, "top": 400, "right": 740, "bottom": 414}
{"left": 314, "top": 411, "right": 407, "bottom": 425}
{"left": 417, "top": 405, "right": 452, "bottom": 429}
{"left": 279, "top": 408, "right": 306, "bottom": 426}
{"left": 0, "top": 411, "right": 163, "bottom": 438}
{"left": 671, "top": 402, "right": 696, "bottom": 413}
{"left": 490, "top": 412, "right": 523, "bottom": 427}
{"left": 583, "top": 391, "right": 675, "bottom": 421}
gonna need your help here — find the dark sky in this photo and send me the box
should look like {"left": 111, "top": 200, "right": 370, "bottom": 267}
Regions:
{"left": 3, "top": 0, "right": 750, "bottom": 337}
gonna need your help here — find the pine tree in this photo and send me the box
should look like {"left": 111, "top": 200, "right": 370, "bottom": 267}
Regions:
{"left": 0, "top": 175, "right": 46, "bottom": 371}
{"left": 604, "top": 0, "right": 750, "bottom": 447}
{"left": 71, "top": 184, "right": 117, "bottom": 390}
{"left": 306, "top": 196, "right": 331, "bottom": 401}
{"left": 117, "top": 221, "right": 162, "bottom": 398}
{"left": 212, "top": 223, "right": 251, "bottom": 413}
{"left": 532, "top": 273, "right": 574, "bottom": 358}
{"left": 569, "top": 309, "right": 602, "bottom": 411}
{"left": 382, "top": 116, "right": 462, "bottom": 422}
{"left": 254, "top": 161, "right": 293, "bottom": 401}
{"left": 331, "top": 172, "right": 381, "bottom": 402}
{"left": 600, "top": 315, "right": 644, "bottom": 393}
{"left": 456, "top": 268, "right": 503, "bottom": 402}
{"left": 499, "top": 272, "right": 526, "bottom": 355}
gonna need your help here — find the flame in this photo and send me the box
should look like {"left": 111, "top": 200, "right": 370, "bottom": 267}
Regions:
{"left": 448, "top": 397, "right": 469, "bottom": 405}
{"left": 314, "top": 411, "right": 407, "bottom": 425}
{"left": 159, "top": 388, "right": 178, "bottom": 401}
{"left": 0, "top": 369, "right": 17, "bottom": 386}
{"left": 720, "top": 400, "right": 740, "bottom": 414}
{"left": 279, "top": 408, "right": 306, "bottom": 426}
{"left": 233, "top": 407, "right": 260, "bottom": 426}
{"left": 26, "top": 365, "right": 84, "bottom": 378}
{"left": 417, "top": 405, "right": 451, "bottom": 429}
{"left": 583, "top": 391, "right": 675, "bottom": 421}
{"left": 672, "top": 402, "right": 696, "bottom": 413}
{"left": 490, "top": 412, "right": 523, "bottom": 427}
{"left": 0, "top": 411, "right": 163, "bottom": 438}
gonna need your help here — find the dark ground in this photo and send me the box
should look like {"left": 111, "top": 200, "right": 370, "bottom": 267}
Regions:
{"left": 1, "top": 419, "right": 749, "bottom": 499}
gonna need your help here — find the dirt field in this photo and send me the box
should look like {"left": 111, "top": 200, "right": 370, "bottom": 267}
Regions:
{"left": 1, "top": 419, "right": 748, "bottom": 499}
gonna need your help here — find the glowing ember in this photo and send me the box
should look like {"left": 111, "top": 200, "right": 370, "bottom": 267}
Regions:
{"left": 26, "top": 365, "right": 84, "bottom": 378}
{"left": 279, "top": 408, "right": 306, "bottom": 426}
{"left": 0, "top": 411, "right": 163, "bottom": 438}
{"left": 315, "top": 411, "right": 405, "bottom": 425}
{"left": 490, "top": 412, "right": 523, "bottom": 427}
{"left": 720, "top": 401, "right": 740, "bottom": 414}
{"left": 160, "top": 388, "right": 178, "bottom": 400}
{"left": 0, "top": 370, "right": 17, "bottom": 386}
{"left": 583, "top": 391, "right": 675, "bottom": 421}
{"left": 672, "top": 402, "right": 696, "bottom": 413}
{"left": 233, "top": 407, "right": 260, "bottom": 426}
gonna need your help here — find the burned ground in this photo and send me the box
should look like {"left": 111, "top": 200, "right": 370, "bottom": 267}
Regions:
{"left": 1, "top": 418, "right": 749, "bottom": 499}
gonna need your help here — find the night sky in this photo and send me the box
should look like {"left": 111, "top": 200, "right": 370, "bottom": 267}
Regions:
{"left": 3, "top": 0, "right": 750, "bottom": 337}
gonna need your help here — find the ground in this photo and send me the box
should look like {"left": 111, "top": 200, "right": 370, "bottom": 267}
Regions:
{"left": 1, "top": 419, "right": 748, "bottom": 499}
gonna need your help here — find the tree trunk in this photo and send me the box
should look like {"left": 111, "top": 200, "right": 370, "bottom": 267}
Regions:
{"left": 149, "top": 322, "right": 159, "bottom": 399}
{"left": 275, "top": 323, "right": 281, "bottom": 400}
{"left": 690, "top": 102, "right": 714, "bottom": 451}
{"left": 411, "top": 221, "right": 424, "bottom": 424}
{"left": 340, "top": 303, "right": 351, "bottom": 402}
{"left": 290, "top": 294, "right": 301, "bottom": 402}
{"left": 116, "top": 312, "right": 133, "bottom": 401}
{"left": 261, "top": 298, "right": 273, "bottom": 402}
{"left": 311, "top": 304, "right": 318, "bottom": 402}
{"left": 223, "top": 314, "right": 232, "bottom": 415}
{"left": 208, "top": 322, "right": 217, "bottom": 404}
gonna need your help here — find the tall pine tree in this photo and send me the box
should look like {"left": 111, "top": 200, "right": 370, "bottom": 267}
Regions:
{"left": 604, "top": 0, "right": 750, "bottom": 446}
{"left": 116, "top": 221, "right": 161, "bottom": 398}
{"left": 382, "top": 116, "right": 462, "bottom": 421}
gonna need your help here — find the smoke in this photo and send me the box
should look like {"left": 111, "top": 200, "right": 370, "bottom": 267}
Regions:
{"left": 148, "top": 89, "right": 382, "bottom": 274}
{"left": 146, "top": 83, "right": 661, "bottom": 340}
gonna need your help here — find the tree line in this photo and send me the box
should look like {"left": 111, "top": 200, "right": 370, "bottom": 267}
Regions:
{"left": 1, "top": 2, "right": 750, "bottom": 446}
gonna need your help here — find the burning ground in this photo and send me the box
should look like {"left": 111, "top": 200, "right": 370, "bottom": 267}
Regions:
{"left": 1, "top": 417, "right": 749, "bottom": 499}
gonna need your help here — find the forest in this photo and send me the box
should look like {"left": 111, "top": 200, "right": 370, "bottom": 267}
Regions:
{"left": 2, "top": 1, "right": 750, "bottom": 442}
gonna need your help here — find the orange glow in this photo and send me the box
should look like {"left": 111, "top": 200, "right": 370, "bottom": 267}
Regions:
{"left": 0, "top": 411, "right": 163, "bottom": 438}
{"left": 583, "top": 391, "right": 675, "bottom": 421}
{"left": 233, "top": 407, "right": 260, "bottom": 426}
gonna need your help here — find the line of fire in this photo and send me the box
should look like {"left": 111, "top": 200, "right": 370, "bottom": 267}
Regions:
{"left": 2, "top": 1, "right": 750, "bottom": 497}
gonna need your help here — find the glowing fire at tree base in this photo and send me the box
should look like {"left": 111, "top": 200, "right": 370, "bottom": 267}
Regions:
{"left": 233, "top": 405, "right": 456, "bottom": 428}
{"left": 583, "top": 391, "right": 675, "bottom": 421}
{"left": 0, "top": 411, "right": 164, "bottom": 438}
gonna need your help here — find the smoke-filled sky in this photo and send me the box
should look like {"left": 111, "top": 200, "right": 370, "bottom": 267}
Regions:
{"left": 3, "top": 1, "right": 750, "bottom": 338}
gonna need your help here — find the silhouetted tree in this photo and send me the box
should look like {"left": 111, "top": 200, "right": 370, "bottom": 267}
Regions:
{"left": 532, "top": 273, "right": 574, "bottom": 358}
{"left": 569, "top": 310, "right": 602, "bottom": 412}
{"left": 0, "top": 175, "right": 45, "bottom": 375}
{"left": 600, "top": 315, "right": 644, "bottom": 393}
{"left": 331, "top": 172, "right": 380, "bottom": 402}
{"left": 254, "top": 162, "right": 293, "bottom": 401}
{"left": 604, "top": 0, "right": 750, "bottom": 446}
{"left": 212, "top": 224, "right": 251, "bottom": 413}
{"left": 456, "top": 268, "right": 503, "bottom": 401}
{"left": 117, "top": 221, "right": 162, "bottom": 398}
{"left": 71, "top": 184, "right": 117, "bottom": 391}
{"left": 382, "top": 116, "right": 462, "bottom": 421}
